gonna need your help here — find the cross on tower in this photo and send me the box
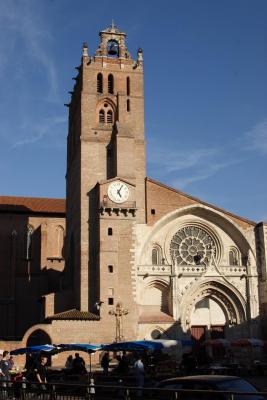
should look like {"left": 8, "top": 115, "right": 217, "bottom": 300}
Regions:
{"left": 109, "top": 301, "right": 128, "bottom": 342}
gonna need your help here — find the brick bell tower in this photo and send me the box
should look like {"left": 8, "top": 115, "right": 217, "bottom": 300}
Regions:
{"left": 65, "top": 23, "right": 146, "bottom": 340}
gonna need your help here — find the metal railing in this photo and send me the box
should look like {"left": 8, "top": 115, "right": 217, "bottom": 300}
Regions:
{"left": 0, "top": 380, "right": 267, "bottom": 400}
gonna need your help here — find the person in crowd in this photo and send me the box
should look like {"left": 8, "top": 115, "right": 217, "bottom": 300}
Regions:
{"left": 134, "top": 353, "right": 145, "bottom": 398}
{"left": 0, "top": 350, "right": 12, "bottom": 399}
{"left": 0, "top": 351, "right": 11, "bottom": 385}
{"left": 0, "top": 354, "right": 4, "bottom": 380}
{"left": 35, "top": 356, "right": 48, "bottom": 391}
{"left": 8, "top": 356, "right": 14, "bottom": 370}
{"left": 72, "top": 353, "right": 86, "bottom": 374}
{"left": 65, "top": 355, "right": 73, "bottom": 369}
{"left": 101, "top": 352, "right": 110, "bottom": 375}
{"left": 24, "top": 353, "right": 37, "bottom": 382}
{"left": 181, "top": 352, "right": 197, "bottom": 375}
{"left": 120, "top": 351, "right": 129, "bottom": 374}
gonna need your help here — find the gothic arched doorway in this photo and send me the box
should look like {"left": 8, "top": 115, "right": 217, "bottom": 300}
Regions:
{"left": 181, "top": 280, "right": 246, "bottom": 358}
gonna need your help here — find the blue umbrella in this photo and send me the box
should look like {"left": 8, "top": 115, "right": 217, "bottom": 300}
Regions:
{"left": 10, "top": 344, "right": 57, "bottom": 355}
{"left": 57, "top": 343, "right": 101, "bottom": 353}
{"left": 57, "top": 343, "right": 102, "bottom": 373}
{"left": 102, "top": 341, "right": 148, "bottom": 352}
{"left": 134, "top": 339, "right": 192, "bottom": 350}
{"left": 102, "top": 339, "right": 192, "bottom": 352}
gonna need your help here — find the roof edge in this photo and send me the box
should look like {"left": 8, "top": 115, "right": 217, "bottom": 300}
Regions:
{"left": 146, "top": 177, "right": 256, "bottom": 227}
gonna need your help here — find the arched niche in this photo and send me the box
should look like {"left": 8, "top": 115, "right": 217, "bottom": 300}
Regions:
{"left": 26, "top": 329, "right": 52, "bottom": 346}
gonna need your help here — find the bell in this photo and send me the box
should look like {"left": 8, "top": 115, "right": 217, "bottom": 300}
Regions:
{"left": 108, "top": 43, "right": 118, "bottom": 55}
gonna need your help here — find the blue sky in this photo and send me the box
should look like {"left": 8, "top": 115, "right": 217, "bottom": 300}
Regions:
{"left": 0, "top": 0, "right": 266, "bottom": 222}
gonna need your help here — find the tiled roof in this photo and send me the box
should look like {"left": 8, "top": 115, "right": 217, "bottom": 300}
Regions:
{"left": 46, "top": 309, "right": 100, "bottom": 321}
{"left": 0, "top": 196, "right": 65, "bottom": 214}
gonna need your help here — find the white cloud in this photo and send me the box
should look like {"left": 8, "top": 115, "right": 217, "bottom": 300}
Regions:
{"left": 149, "top": 146, "right": 219, "bottom": 173}
{"left": 245, "top": 119, "right": 267, "bottom": 154}
{"left": 0, "top": 0, "right": 59, "bottom": 101}
{"left": 147, "top": 136, "right": 241, "bottom": 189}
{"left": 11, "top": 115, "right": 66, "bottom": 148}
{"left": 170, "top": 160, "right": 239, "bottom": 189}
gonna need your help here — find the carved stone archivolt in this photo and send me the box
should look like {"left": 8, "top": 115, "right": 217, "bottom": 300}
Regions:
{"left": 170, "top": 225, "right": 218, "bottom": 266}
{"left": 181, "top": 280, "right": 246, "bottom": 329}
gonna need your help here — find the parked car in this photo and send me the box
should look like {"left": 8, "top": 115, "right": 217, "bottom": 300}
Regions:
{"left": 156, "top": 375, "right": 264, "bottom": 400}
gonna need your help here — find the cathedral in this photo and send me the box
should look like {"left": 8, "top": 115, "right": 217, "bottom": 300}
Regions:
{"left": 0, "top": 24, "right": 266, "bottom": 361}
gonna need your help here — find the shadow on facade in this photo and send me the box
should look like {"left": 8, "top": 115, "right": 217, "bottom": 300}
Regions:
{"left": 87, "top": 185, "right": 100, "bottom": 313}
{"left": 145, "top": 314, "right": 266, "bottom": 363}
{"left": 0, "top": 207, "right": 64, "bottom": 341}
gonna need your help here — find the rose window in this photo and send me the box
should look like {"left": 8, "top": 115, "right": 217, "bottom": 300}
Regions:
{"left": 170, "top": 226, "right": 216, "bottom": 265}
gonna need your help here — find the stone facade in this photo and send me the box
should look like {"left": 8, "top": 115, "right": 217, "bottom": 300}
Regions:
{"left": 0, "top": 25, "right": 266, "bottom": 364}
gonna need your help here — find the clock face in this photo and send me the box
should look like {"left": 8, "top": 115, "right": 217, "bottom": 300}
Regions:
{"left": 108, "top": 181, "right": 129, "bottom": 203}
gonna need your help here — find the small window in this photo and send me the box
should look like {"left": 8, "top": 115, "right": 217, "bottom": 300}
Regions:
{"left": 108, "top": 74, "right": 114, "bottom": 94}
{"left": 152, "top": 248, "right": 159, "bottom": 265}
{"left": 127, "top": 99, "right": 130, "bottom": 112}
{"left": 99, "top": 109, "right": 105, "bottom": 123}
{"left": 151, "top": 209, "right": 155, "bottom": 215}
{"left": 107, "top": 110, "right": 113, "bottom": 124}
{"left": 108, "top": 297, "right": 114, "bottom": 305}
{"left": 229, "top": 249, "right": 239, "bottom": 266}
{"left": 126, "top": 76, "right": 130, "bottom": 96}
{"left": 108, "top": 265, "right": 113, "bottom": 273}
{"left": 97, "top": 73, "right": 103, "bottom": 93}
{"left": 108, "top": 227, "right": 113, "bottom": 236}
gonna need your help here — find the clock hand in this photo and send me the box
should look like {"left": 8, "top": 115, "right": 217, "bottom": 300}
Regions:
{"left": 118, "top": 185, "right": 123, "bottom": 195}
{"left": 117, "top": 188, "right": 122, "bottom": 197}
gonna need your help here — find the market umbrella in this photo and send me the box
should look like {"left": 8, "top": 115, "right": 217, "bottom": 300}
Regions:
{"left": 10, "top": 344, "right": 58, "bottom": 355}
{"left": 102, "top": 339, "right": 192, "bottom": 352}
{"left": 230, "top": 338, "right": 264, "bottom": 347}
{"left": 57, "top": 344, "right": 101, "bottom": 352}
{"left": 134, "top": 339, "right": 191, "bottom": 350}
{"left": 57, "top": 343, "right": 102, "bottom": 372}
{"left": 102, "top": 341, "right": 148, "bottom": 352}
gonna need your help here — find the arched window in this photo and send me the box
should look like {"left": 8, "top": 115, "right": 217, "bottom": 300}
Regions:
{"left": 97, "top": 73, "right": 103, "bottom": 93}
{"left": 108, "top": 74, "right": 114, "bottom": 94}
{"left": 229, "top": 248, "right": 239, "bottom": 266}
{"left": 127, "top": 99, "right": 130, "bottom": 112}
{"left": 107, "top": 110, "right": 113, "bottom": 124}
{"left": 99, "top": 109, "right": 105, "bottom": 123}
{"left": 108, "top": 227, "right": 113, "bottom": 236}
{"left": 152, "top": 248, "right": 159, "bottom": 265}
{"left": 152, "top": 245, "right": 162, "bottom": 265}
{"left": 126, "top": 76, "right": 130, "bottom": 96}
